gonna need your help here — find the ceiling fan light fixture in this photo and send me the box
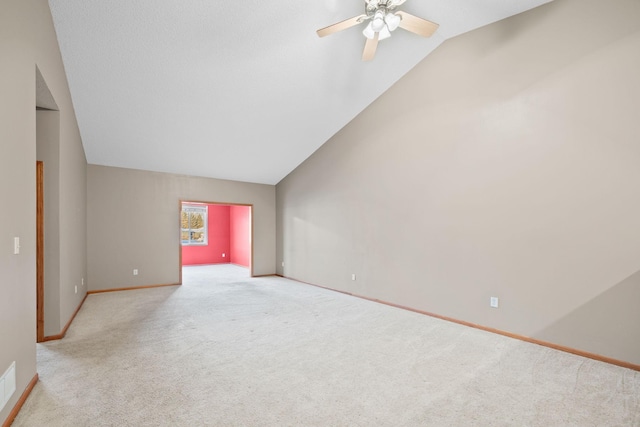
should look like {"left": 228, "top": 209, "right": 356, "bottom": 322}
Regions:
{"left": 371, "top": 16, "right": 386, "bottom": 32}
{"left": 371, "top": 10, "right": 386, "bottom": 33}
{"left": 363, "top": 21, "right": 391, "bottom": 40}
{"left": 378, "top": 25, "right": 391, "bottom": 40}
{"left": 385, "top": 12, "right": 401, "bottom": 31}
{"left": 363, "top": 22, "right": 376, "bottom": 39}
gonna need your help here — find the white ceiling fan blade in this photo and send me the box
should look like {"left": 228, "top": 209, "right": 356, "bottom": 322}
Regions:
{"left": 362, "top": 32, "right": 379, "bottom": 61}
{"left": 317, "top": 14, "right": 368, "bottom": 38}
{"left": 396, "top": 11, "right": 439, "bottom": 37}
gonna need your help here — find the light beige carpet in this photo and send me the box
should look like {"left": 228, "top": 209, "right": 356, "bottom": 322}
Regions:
{"left": 13, "top": 264, "right": 640, "bottom": 426}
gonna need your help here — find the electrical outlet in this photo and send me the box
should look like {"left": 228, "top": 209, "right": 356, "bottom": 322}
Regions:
{"left": 222, "top": 253, "right": 225, "bottom": 258}
{"left": 82, "top": 278, "right": 85, "bottom": 286}
{"left": 490, "top": 297, "right": 499, "bottom": 308}
{"left": 133, "top": 269, "right": 138, "bottom": 276}
{"left": 75, "top": 285, "right": 78, "bottom": 294}
{"left": 281, "top": 261, "right": 284, "bottom": 267}
{"left": 13, "top": 237, "right": 20, "bottom": 255}
{"left": 351, "top": 274, "right": 356, "bottom": 281}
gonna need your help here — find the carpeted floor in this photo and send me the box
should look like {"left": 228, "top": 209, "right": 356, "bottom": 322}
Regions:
{"left": 13, "top": 264, "right": 640, "bottom": 426}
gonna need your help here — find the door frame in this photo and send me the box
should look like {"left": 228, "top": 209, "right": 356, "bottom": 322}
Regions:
{"left": 36, "top": 161, "right": 44, "bottom": 342}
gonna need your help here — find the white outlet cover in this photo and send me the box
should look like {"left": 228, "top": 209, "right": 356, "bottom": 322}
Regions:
{"left": 490, "top": 297, "right": 499, "bottom": 308}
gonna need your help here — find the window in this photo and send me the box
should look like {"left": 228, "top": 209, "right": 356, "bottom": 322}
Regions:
{"left": 181, "top": 204, "right": 207, "bottom": 245}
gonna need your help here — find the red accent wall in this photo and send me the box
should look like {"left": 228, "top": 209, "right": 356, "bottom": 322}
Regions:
{"left": 230, "top": 205, "right": 251, "bottom": 267}
{"left": 181, "top": 204, "right": 230, "bottom": 266}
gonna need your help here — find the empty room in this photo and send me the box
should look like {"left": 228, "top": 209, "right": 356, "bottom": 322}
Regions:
{"left": 1, "top": 0, "right": 639, "bottom": 425}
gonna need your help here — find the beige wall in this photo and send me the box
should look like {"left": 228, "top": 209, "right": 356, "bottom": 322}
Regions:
{"left": 277, "top": 0, "right": 640, "bottom": 365}
{"left": 87, "top": 165, "right": 276, "bottom": 291}
{"left": 0, "top": 0, "right": 87, "bottom": 423}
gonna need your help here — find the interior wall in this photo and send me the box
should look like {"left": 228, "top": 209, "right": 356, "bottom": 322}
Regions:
{"left": 0, "top": 0, "right": 87, "bottom": 423}
{"left": 276, "top": 0, "right": 640, "bottom": 366}
{"left": 87, "top": 165, "right": 275, "bottom": 290}
{"left": 58, "top": 104, "right": 88, "bottom": 328}
{"left": 230, "top": 205, "right": 251, "bottom": 267}
{"left": 182, "top": 204, "right": 230, "bottom": 266}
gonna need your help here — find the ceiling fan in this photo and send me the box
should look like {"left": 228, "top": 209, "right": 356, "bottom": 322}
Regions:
{"left": 316, "top": 0, "right": 439, "bottom": 61}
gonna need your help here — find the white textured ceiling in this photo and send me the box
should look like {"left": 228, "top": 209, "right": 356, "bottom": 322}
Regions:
{"left": 48, "top": 0, "right": 552, "bottom": 185}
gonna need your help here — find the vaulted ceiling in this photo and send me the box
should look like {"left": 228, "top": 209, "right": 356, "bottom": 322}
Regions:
{"left": 49, "top": 0, "right": 552, "bottom": 185}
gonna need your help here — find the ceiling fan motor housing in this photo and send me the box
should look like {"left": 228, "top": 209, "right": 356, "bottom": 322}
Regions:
{"left": 365, "top": 0, "right": 406, "bottom": 16}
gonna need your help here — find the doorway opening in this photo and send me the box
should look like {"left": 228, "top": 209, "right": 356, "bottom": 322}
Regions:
{"left": 179, "top": 201, "right": 253, "bottom": 283}
{"left": 36, "top": 66, "right": 60, "bottom": 342}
